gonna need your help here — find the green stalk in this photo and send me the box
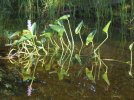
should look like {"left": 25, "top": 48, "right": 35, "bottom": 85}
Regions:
{"left": 67, "top": 19, "right": 74, "bottom": 69}
{"left": 78, "top": 33, "right": 83, "bottom": 56}
{"left": 94, "top": 34, "right": 108, "bottom": 52}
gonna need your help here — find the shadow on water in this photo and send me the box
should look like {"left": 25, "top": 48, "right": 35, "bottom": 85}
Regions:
{"left": 0, "top": 41, "right": 134, "bottom": 100}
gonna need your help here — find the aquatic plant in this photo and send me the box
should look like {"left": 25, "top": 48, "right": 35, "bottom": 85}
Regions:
{"left": 7, "top": 14, "right": 134, "bottom": 96}
{"left": 85, "top": 21, "right": 111, "bottom": 85}
{"left": 129, "top": 42, "right": 134, "bottom": 77}
{"left": 8, "top": 15, "right": 85, "bottom": 91}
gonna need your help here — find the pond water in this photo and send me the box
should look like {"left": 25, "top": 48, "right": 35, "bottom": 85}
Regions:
{"left": 0, "top": 41, "right": 134, "bottom": 100}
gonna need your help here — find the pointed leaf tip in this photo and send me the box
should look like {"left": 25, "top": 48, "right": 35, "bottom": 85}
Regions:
{"left": 103, "top": 21, "right": 111, "bottom": 34}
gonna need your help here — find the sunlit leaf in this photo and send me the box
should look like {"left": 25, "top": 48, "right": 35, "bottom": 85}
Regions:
{"left": 31, "top": 22, "right": 36, "bottom": 35}
{"left": 58, "top": 68, "right": 68, "bottom": 80}
{"left": 75, "top": 21, "right": 84, "bottom": 34}
{"left": 129, "top": 42, "right": 134, "bottom": 51}
{"left": 19, "top": 34, "right": 35, "bottom": 42}
{"left": 102, "top": 71, "right": 110, "bottom": 85}
{"left": 22, "top": 30, "right": 31, "bottom": 35}
{"left": 129, "top": 71, "right": 133, "bottom": 77}
{"left": 59, "top": 15, "right": 70, "bottom": 20}
{"left": 128, "top": 70, "right": 133, "bottom": 77}
{"left": 75, "top": 54, "right": 82, "bottom": 65}
{"left": 49, "top": 24, "right": 64, "bottom": 37}
{"left": 86, "top": 30, "right": 97, "bottom": 45}
{"left": 103, "top": 21, "right": 111, "bottom": 34}
{"left": 85, "top": 68, "right": 95, "bottom": 82}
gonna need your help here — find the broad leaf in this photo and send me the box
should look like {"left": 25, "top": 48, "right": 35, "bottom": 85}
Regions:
{"left": 45, "top": 64, "right": 51, "bottom": 71}
{"left": 22, "top": 68, "right": 33, "bottom": 81}
{"left": 9, "top": 31, "right": 21, "bottom": 40}
{"left": 129, "top": 42, "right": 134, "bottom": 51}
{"left": 86, "top": 30, "right": 97, "bottom": 45}
{"left": 85, "top": 68, "right": 95, "bottom": 82}
{"left": 31, "top": 22, "right": 36, "bottom": 35}
{"left": 13, "top": 33, "right": 35, "bottom": 45}
{"left": 102, "top": 71, "right": 110, "bottom": 85}
{"left": 59, "top": 15, "right": 70, "bottom": 20}
{"left": 75, "top": 21, "right": 84, "bottom": 34}
{"left": 49, "top": 24, "right": 64, "bottom": 37}
{"left": 103, "top": 21, "right": 111, "bottom": 34}
{"left": 58, "top": 68, "right": 68, "bottom": 80}
{"left": 41, "top": 28, "right": 53, "bottom": 39}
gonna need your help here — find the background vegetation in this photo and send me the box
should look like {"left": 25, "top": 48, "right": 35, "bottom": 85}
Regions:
{"left": 0, "top": 0, "right": 133, "bottom": 42}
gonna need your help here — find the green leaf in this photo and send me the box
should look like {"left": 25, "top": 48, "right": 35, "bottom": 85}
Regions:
{"left": 58, "top": 68, "right": 68, "bottom": 80}
{"left": 13, "top": 33, "right": 35, "bottom": 45}
{"left": 102, "top": 72, "right": 110, "bottom": 85}
{"left": 55, "top": 20, "right": 63, "bottom": 26}
{"left": 22, "top": 68, "right": 33, "bottom": 81}
{"left": 45, "top": 64, "right": 51, "bottom": 71}
{"left": 75, "top": 21, "right": 84, "bottom": 34}
{"left": 129, "top": 71, "right": 133, "bottom": 77}
{"left": 86, "top": 30, "right": 97, "bottom": 45}
{"left": 9, "top": 31, "right": 21, "bottom": 40}
{"left": 49, "top": 24, "right": 64, "bottom": 37}
{"left": 129, "top": 42, "right": 134, "bottom": 51}
{"left": 75, "top": 54, "right": 82, "bottom": 65}
{"left": 36, "top": 41, "right": 42, "bottom": 45}
{"left": 103, "top": 21, "right": 111, "bottom": 34}
{"left": 23, "top": 75, "right": 34, "bottom": 81}
{"left": 41, "top": 28, "right": 53, "bottom": 39}
{"left": 85, "top": 68, "right": 95, "bottom": 82}
{"left": 31, "top": 22, "right": 36, "bottom": 35}
{"left": 59, "top": 15, "right": 70, "bottom": 20}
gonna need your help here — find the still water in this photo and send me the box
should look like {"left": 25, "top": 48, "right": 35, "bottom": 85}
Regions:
{"left": 0, "top": 42, "right": 134, "bottom": 100}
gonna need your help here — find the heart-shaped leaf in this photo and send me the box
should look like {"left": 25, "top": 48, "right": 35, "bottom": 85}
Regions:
{"left": 9, "top": 31, "right": 21, "bottom": 40}
{"left": 85, "top": 68, "right": 95, "bottom": 82}
{"left": 102, "top": 71, "right": 110, "bottom": 85}
{"left": 86, "top": 30, "right": 97, "bottom": 45}
{"left": 58, "top": 68, "right": 68, "bottom": 80}
{"left": 59, "top": 15, "right": 70, "bottom": 20}
{"left": 103, "top": 21, "right": 111, "bottom": 34}
{"left": 129, "top": 42, "right": 134, "bottom": 51}
{"left": 49, "top": 24, "right": 64, "bottom": 37}
{"left": 75, "top": 21, "right": 84, "bottom": 34}
{"left": 129, "top": 71, "right": 133, "bottom": 77}
{"left": 13, "top": 33, "right": 35, "bottom": 45}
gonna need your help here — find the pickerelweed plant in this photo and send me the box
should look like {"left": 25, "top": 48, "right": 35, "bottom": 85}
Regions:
{"left": 7, "top": 15, "right": 86, "bottom": 96}
{"left": 85, "top": 21, "right": 111, "bottom": 85}
{"left": 7, "top": 15, "right": 134, "bottom": 96}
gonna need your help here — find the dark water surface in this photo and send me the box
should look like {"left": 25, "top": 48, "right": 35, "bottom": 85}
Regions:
{"left": 0, "top": 42, "right": 134, "bottom": 100}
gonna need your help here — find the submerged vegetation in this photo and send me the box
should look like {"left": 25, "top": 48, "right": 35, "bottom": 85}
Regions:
{"left": 0, "top": 0, "right": 134, "bottom": 98}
